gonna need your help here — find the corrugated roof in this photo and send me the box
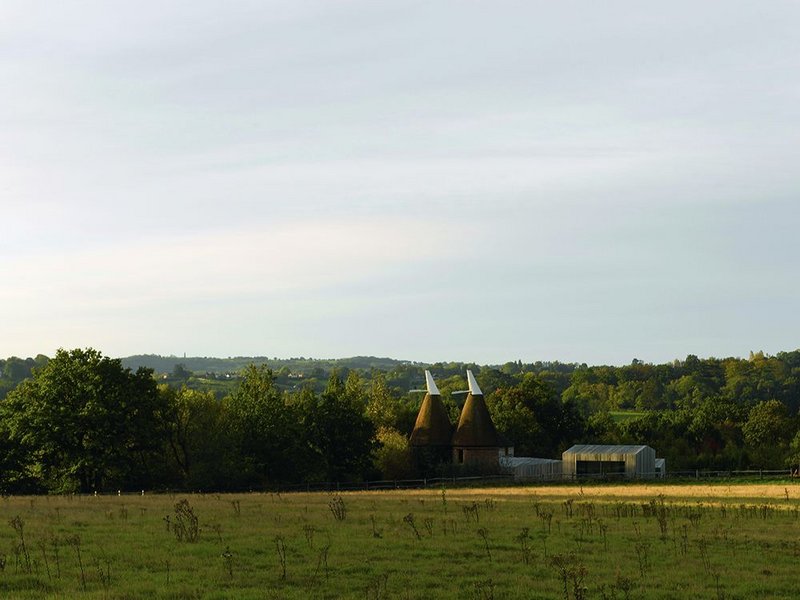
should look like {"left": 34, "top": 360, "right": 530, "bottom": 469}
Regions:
{"left": 409, "top": 393, "right": 453, "bottom": 447}
{"left": 563, "top": 444, "right": 652, "bottom": 455}
{"left": 501, "top": 457, "right": 561, "bottom": 467}
{"left": 452, "top": 392, "right": 499, "bottom": 448}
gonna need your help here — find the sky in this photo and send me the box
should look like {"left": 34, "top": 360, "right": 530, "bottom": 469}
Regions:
{"left": 2, "top": 1, "right": 799, "bottom": 366}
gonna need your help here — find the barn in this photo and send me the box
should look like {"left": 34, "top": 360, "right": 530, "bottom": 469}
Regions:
{"left": 561, "top": 444, "right": 661, "bottom": 479}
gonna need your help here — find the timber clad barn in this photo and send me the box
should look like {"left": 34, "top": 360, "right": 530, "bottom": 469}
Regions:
{"left": 561, "top": 444, "right": 660, "bottom": 478}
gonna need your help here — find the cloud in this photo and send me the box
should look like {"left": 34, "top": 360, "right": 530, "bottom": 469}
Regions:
{"left": 2, "top": 0, "right": 800, "bottom": 362}
{"left": 1, "top": 216, "right": 471, "bottom": 313}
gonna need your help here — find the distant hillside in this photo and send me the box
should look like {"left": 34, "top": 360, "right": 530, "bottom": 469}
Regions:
{"left": 120, "top": 354, "right": 419, "bottom": 375}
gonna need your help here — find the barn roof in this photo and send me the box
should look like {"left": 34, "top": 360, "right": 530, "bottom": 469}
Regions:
{"left": 501, "top": 456, "right": 561, "bottom": 467}
{"left": 452, "top": 370, "right": 499, "bottom": 448}
{"left": 563, "top": 444, "right": 653, "bottom": 455}
{"left": 409, "top": 371, "right": 452, "bottom": 447}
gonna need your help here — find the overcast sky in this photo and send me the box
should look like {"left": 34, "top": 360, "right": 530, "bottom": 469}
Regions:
{"left": 2, "top": 1, "right": 799, "bottom": 365}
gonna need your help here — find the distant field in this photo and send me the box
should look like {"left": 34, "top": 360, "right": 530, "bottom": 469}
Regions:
{"left": 1, "top": 483, "right": 799, "bottom": 598}
{"left": 608, "top": 411, "right": 647, "bottom": 423}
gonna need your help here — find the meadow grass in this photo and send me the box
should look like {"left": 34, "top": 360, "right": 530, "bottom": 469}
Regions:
{"left": 0, "top": 483, "right": 799, "bottom": 598}
{"left": 606, "top": 411, "right": 647, "bottom": 424}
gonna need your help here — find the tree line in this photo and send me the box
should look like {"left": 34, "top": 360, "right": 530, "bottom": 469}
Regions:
{"left": 1, "top": 348, "right": 799, "bottom": 493}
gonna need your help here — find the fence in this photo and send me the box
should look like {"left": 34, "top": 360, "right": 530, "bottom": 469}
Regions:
{"left": 666, "top": 469, "right": 797, "bottom": 480}
{"left": 274, "top": 469, "right": 800, "bottom": 492}
{"left": 271, "top": 473, "right": 515, "bottom": 494}
{"left": 510, "top": 468, "right": 799, "bottom": 483}
{"left": 86, "top": 469, "right": 800, "bottom": 496}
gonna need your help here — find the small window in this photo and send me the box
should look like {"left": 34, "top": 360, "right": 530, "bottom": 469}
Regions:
{"left": 457, "top": 449, "right": 464, "bottom": 464}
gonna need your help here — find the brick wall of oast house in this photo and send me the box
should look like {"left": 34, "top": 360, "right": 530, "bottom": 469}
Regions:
{"left": 453, "top": 446, "right": 500, "bottom": 469}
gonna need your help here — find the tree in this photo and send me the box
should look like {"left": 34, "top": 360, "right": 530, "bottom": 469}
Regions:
{"left": 620, "top": 411, "right": 695, "bottom": 471}
{"left": 488, "top": 373, "right": 584, "bottom": 457}
{"left": 585, "top": 412, "right": 621, "bottom": 445}
{"left": 365, "top": 373, "right": 398, "bottom": 428}
{"left": 223, "top": 364, "right": 306, "bottom": 487}
{"left": 682, "top": 398, "right": 746, "bottom": 469}
{"left": 3, "top": 356, "right": 33, "bottom": 382}
{"left": 435, "top": 374, "right": 469, "bottom": 423}
{"left": 171, "top": 363, "right": 193, "bottom": 380}
{"left": 159, "top": 386, "right": 227, "bottom": 489}
{"left": 373, "top": 427, "right": 413, "bottom": 480}
{"left": 742, "top": 399, "right": 794, "bottom": 468}
{"left": 1, "top": 348, "right": 166, "bottom": 493}
{"left": 476, "top": 368, "right": 516, "bottom": 396}
{"left": 786, "top": 431, "right": 800, "bottom": 474}
{"left": 365, "top": 372, "right": 415, "bottom": 433}
{"left": 299, "top": 372, "right": 377, "bottom": 482}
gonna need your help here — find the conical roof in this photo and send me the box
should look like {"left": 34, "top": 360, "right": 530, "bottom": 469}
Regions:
{"left": 452, "top": 370, "right": 499, "bottom": 447}
{"left": 410, "top": 371, "right": 452, "bottom": 447}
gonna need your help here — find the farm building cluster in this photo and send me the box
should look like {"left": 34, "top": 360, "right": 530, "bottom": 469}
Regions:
{"left": 410, "top": 370, "right": 665, "bottom": 480}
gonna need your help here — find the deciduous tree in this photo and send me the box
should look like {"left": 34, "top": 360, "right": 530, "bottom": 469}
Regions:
{"left": 1, "top": 348, "right": 165, "bottom": 493}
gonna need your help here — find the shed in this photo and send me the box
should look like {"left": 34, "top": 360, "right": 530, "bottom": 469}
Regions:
{"left": 561, "top": 444, "right": 659, "bottom": 479}
{"left": 501, "top": 456, "right": 562, "bottom": 481}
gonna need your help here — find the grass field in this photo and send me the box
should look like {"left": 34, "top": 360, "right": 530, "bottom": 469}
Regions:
{"left": 1, "top": 483, "right": 800, "bottom": 598}
{"left": 606, "top": 411, "right": 647, "bottom": 424}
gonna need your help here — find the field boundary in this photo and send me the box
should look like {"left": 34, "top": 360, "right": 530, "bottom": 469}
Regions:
{"left": 56, "top": 469, "right": 800, "bottom": 496}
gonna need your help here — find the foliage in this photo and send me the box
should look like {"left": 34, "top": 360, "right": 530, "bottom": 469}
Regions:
{"left": 299, "top": 372, "right": 377, "bottom": 482}
{"left": 0, "top": 355, "right": 47, "bottom": 400}
{"left": 159, "top": 386, "right": 228, "bottom": 489}
{"left": 742, "top": 399, "right": 795, "bottom": 468}
{"left": 487, "top": 373, "right": 585, "bottom": 456}
{"left": 0, "top": 348, "right": 165, "bottom": 493}
{"left": 373, "top": 427, "right": 413, "bottom": 480}
{"left": 222, "top": 365, "right": 308, "bottom": 487}
{"left": 1, "top": 347, "right": 800, "bottom": 490}
{"left": 365, "top": 373, "right": 401, "bottom": 430}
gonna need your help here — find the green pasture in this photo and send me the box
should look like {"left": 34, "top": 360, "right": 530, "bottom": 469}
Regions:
{"left": 607, "top": 411, "right": 647, "bottom": 423}
{"left": 0, "top": 484, "right": 799, "bottom": 598}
